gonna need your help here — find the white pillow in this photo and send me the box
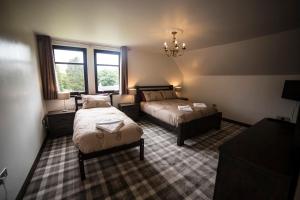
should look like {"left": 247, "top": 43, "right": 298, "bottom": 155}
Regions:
{"left": 160, "top": 90, "right": 177, "bottom": 99}
{"left": 81, "top": 94, "right": 111, "bottom": 103}
{"left": 81, "top": 94, "right": 111, "bottom": 109}
{"left": 142, "top": 91, "right": 164, "bottom": 101}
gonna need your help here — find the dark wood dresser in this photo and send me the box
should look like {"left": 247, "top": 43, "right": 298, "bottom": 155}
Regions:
{"left": 214, "top": 118, "right": 299, "bottom": 200}
{"left": 46, "top": 110, "right": 75, "bottom": 138}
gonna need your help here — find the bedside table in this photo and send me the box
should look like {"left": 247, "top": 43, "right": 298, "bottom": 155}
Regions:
{"left": 46, "top": 110, "right": 75, "bottom": 138}
{"left": 118, "top": 103, "right": 139, "bottom": 121}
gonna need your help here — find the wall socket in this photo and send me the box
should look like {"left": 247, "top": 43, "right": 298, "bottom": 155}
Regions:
{"left": 276, "top": 116, "right": 291, "bottom": 122}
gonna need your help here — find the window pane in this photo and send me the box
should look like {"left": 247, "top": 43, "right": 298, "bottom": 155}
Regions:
{"left": 54, "top": 49, "right": 84, "bottom": 63}
{"left": 96, "top": 53, "right": 119, "bottom": 65}
{"left": 97, "top": 66, "right": 119, "bottom": 92}
{"left": 55, "top": 64, "right": 85, "bottom": 92}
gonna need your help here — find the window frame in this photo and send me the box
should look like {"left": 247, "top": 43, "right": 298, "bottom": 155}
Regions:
{"left": 94, "top": 49, "right": 120, "bottom": 94}
{"left": 53, "top": 45, "right": 88, "bottom": 96}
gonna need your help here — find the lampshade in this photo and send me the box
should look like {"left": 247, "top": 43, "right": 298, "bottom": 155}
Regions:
{"left": 128, "top": 88, "right": 137, "bottom": 95}
{"left": 174, "top": 86, "right": 182, "bottom": 92}
{"left": 57, "top": 92, "right": 70, "bottom": 100}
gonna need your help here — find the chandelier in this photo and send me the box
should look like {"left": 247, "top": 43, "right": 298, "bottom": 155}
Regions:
{"left": 163, "top": 31, "right": 186, "bottom": 57}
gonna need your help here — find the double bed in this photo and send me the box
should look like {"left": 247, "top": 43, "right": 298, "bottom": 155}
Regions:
{"left": 73, "top": 94, "right": 144, "bottom": 180}
{"left": 136, "top": 85, "right": 222, "bottom": 146}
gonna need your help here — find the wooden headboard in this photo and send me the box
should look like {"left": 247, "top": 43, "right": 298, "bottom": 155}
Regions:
{"left": 135, "top": 85, "right": 173, "bottom": 103}
{"left": 74, "top": 94, "right": 113, "bottom": 111}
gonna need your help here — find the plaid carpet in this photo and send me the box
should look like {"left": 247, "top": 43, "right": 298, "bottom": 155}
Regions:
{"left": 24, "top": 119, "right": 246, "bottom": 200}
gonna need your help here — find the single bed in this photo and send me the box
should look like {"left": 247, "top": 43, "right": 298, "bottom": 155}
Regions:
{"left": 74, "top": 94, "right": 144, "bottom": 180}
{"left": 136, "top": 85, "right": 222, "bottom": 146}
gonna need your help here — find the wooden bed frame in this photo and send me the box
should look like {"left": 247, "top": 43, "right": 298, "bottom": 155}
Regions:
{"left": 135, "top": 85, "right": 222, "bottom": 146}
{"left": 74, "top": 94, "right": 144, "bottom": 180}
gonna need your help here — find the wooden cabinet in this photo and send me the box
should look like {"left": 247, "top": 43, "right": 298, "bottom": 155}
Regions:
{"left": 118, "top": 103, "right": 139, "bottom": 121}
{"left": 46, "top": 110, "right": 75, "bottom": 138}
{"left": 213, "top": 118, "right": 299, "bottom": 200}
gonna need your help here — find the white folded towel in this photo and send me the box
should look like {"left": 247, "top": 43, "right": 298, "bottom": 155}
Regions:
{"left": 178, "top": 105, "right": 193, "bottom": 112}
{"left": 96, "top": 119, "right": 124, "bottom": 133}
{"left": 193, "top": 103, "right": 207, "bottom": 108}
{"left": 96, "top": 118, "right": 123, "bottom": 124}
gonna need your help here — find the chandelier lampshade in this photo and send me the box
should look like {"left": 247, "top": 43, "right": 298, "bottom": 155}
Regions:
{"left": 163, "top": 30, "right": 186, "bottom": 57}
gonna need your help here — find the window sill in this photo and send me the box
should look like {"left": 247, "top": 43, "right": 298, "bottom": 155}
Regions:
{"left": 96, "top": 91, "right": 119, "bottom": 95}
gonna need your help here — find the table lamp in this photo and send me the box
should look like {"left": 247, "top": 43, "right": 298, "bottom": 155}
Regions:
{"left": 128, "top": 88, "right": 137, "bottom": 95}
{"left": 128, "top": 88, "right": 137, "bottom": 103}
{"left": 175, "top": 86, "right": 182, "bottom": 92}
{"left": 57, "top": 92, "right": 70, "bottom": 112}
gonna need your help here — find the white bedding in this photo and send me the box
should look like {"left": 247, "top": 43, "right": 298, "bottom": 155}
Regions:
{"left": 73, "top": 107, "right": 143, "bottom": 154}
{"left": 140, "top": 99, "right": 217, "bottom": 127}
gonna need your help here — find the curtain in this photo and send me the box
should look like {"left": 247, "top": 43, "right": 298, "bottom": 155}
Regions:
{"left": 120, "top": 46, "right": 128, "bottom": 95}
{"left": 36, "top": 35, "right": 58, "bottom": 99}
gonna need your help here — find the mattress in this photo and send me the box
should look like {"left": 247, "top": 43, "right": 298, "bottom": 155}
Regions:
{"left": 73, "top": 107, "right": 143, "bottom": 154}
{"left": 140, "top": 99, "right": 217, "bottom": 127}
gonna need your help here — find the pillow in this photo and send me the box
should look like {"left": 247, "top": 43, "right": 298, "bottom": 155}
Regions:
{"left": 81, "top": 94, "right": 111, "bottom": 109}
{"left": 161, "top": 90, "right": 177, "bottom": 99}
{"left": 81, "top": 94, "right": 111, "bottom": 103}
{"left": 82, "top": 99, "right": 111, "bottom": 109}
{"left": 142, "top": 91, "right": 164, "bottom": 101}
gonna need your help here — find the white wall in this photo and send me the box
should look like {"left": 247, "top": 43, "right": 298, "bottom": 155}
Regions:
{"left": 181, "top": 75, "right": 300, "bottom": 124}
{"left": 128, "top": 49, "right": 183, "bottom": 88}
{"left": 46, "top": 47, "right": 183, "bottom": 111}
{"left": 0, "top": 31, "right": 46, "bottom": 199}
{"left": 175, "top": 29, "right": 300, "bottom": 124}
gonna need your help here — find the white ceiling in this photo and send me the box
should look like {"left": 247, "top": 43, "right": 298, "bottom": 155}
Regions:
{"left": 2, "top": 0, "right": 299, "bottom": 52}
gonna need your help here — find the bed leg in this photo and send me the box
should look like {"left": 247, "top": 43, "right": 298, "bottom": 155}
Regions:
{"left": 177, "top": 137, "right": 184, "bottom": 146}
{"left": 176, "top": 126, "right": 184, "bottom": 146}
{"left": 78, "top": 152, "right": 86, "bottom": 180}
{"left": 216, "top": 112, "right": 222, "bottom": 130}
{"left": 140, "top": 138, "right": 144, "bottom": 160}
{"left": 215, "top": 120, "right": 221, "bottom": 130}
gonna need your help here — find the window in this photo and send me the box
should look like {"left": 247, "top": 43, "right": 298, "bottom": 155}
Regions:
{"left": 94, "top": 50, "right": 120, "bottom": 93}
{"left": 53, "top": 45, "right": 88, "bottom": 95}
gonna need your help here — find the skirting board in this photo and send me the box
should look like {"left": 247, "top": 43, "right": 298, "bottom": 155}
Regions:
{"left": 222, "top": 117, "right": 252, "bottom": 127}
{"left": 16, "top": 134, "right": 48, "bottom": 200}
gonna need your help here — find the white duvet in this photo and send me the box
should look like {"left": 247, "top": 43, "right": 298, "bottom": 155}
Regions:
{"left": 73, "top": 107, "right": 143, "bottom": 154}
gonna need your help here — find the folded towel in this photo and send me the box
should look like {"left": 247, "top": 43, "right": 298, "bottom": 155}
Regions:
{"left": 96, "top": 120, "right": 124, "bottom": 133}
{"left": 96, "top": 118, "right": 122, "bottom": 125}
{"left": 178, "top": 105, "right": 193, "bottom": 112}
{"left": 193, "top": 103, "right": 207, "bottom": 108}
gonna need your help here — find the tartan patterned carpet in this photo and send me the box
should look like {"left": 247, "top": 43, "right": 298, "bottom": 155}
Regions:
{"left": 24, "top": 119, "right": 246, "bottom": 200}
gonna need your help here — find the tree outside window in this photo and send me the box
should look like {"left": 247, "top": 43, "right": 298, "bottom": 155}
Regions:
{"left": 94, "top": 50, "right": 120, "bottom": 93}
{"left": 53, "top": 46, "right": 87, "bottom": 94}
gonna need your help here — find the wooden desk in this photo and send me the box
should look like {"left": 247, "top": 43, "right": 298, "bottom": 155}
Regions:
{"left": 214, "top": 118, "right": 299, "bottom": 200}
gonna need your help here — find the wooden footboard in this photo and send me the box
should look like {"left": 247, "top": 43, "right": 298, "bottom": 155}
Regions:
{"left": 78, "top": 138, "right": 144, "bottom": 180}
{"left": 176, "top": 112, "right": 222, "bottom": 146}
{"left": 143, "top": 112, "right": 222, "bottom": 146}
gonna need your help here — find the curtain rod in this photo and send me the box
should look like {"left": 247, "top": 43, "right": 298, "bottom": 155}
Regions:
{"left": 52, "top": 38, "right": 121, "bottom": 49}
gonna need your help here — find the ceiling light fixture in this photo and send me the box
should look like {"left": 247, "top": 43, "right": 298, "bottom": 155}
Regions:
{"left": 163, "top": 30, "right": 186, "bottom": 57}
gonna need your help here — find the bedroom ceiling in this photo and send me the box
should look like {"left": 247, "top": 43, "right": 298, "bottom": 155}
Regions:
{"left": 1, "top": 0, "right": 299, "bottom": 52}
